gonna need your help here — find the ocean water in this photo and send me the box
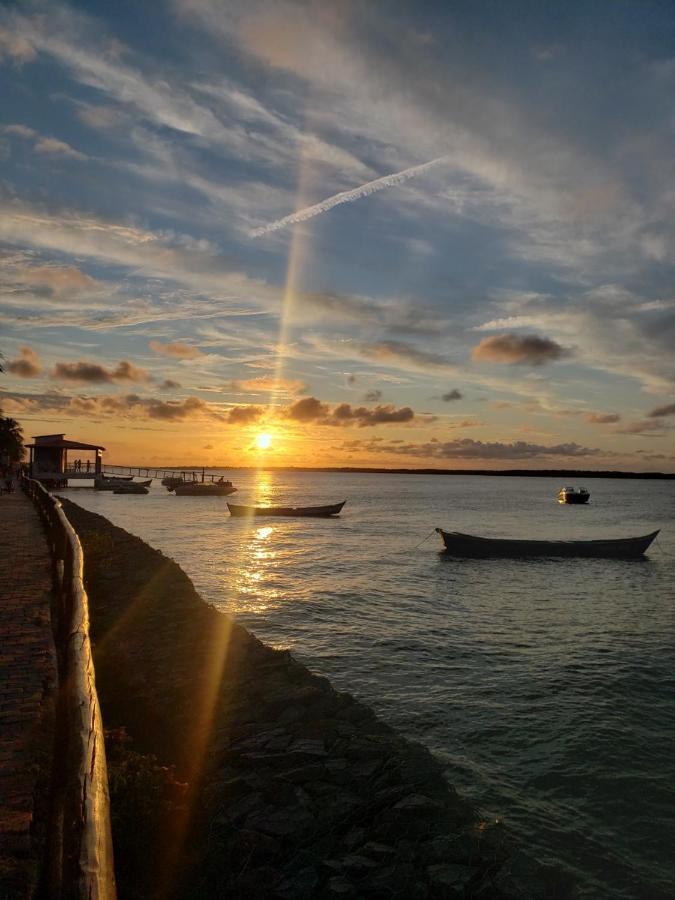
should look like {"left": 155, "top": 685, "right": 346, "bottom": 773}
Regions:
{"left": 61, "top": 472, "right": 675, "bottom": 898}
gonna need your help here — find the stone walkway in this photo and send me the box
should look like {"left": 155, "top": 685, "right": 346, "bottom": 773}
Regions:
{"left": 0, "top": 490, "right": 57, "bottom": 898}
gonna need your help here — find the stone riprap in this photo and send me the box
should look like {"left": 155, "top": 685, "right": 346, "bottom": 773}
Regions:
{"left": 59, "top": 499, "right": 521, "bottom": 899}
{"left": 0, "top": 491, "right": 57, "bottom": 898}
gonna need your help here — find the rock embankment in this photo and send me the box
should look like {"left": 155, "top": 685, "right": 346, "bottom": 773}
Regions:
{"left": 60, "top": 499, "right": 520, "bottom": 899}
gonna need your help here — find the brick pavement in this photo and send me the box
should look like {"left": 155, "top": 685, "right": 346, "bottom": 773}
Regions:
{"left": 0, "top": 490, "right": 57, "bottom": 899}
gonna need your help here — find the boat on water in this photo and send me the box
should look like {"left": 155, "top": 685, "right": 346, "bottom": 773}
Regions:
{"left": 112, "top": 480, "right": 152, "bottom": 495}
{"left": 227, "top": 501, "right": 346, "bottom": 518}
{"left": 162, "top": 475, "right": 186, "bottom": 490}
{"left": 173, "top": 479, "right": 237, "bottom": 496}
{"left": 435, "top": 528, "right": 659, "bottom": 558}
{"left": 95, "top": 475, "right": 135, "bottom": 490}
{"left": 558, "top": 486, "right": 590, "bottom": 504}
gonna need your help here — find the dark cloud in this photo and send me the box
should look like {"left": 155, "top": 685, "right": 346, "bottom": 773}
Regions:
{"left": 344, "top": 437, "right": 604, "bottom": 460}
{"left": 285, "top": 396, "right": 415, "bottom": 427}
{"left": 614, "top": 419, "right": 668, "bottom": 435}
{"left": 6, "top": 346, "right": 41, "bottom": 378}
{"left": 53, "top": 361, "right": 111, "bottom": 383}
{"left": 286, "top": 396, "right": 330, "bottom": 422}
{"left": 160, "top": 378, "right": 181, "bottom": 389}
{"left": 647, "top": 402, "right": 675, "bottom": 418}
{"left": 584, "top": 412, "right": 621, "bottom": 424}
{"left": 364, "top": 389, "right": 382, "bottom": 402}
{"left": 441, "top": 389, "right": 462, "bottom": 402}
{"left": 52, "top": 359, "right": 151, "bottom": 383}
{"left": 472, "top": 333, "right": 571, "bottom": 366}
{"left": 227, "top": 405, "right": 264, "bottom": 425}
{"left": 1, "top": 389, "right": 221, "bottom": 422}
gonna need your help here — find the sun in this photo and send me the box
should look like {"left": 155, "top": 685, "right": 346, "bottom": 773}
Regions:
{"left": 255, "top": 432, "right": 272, "bottom": 450}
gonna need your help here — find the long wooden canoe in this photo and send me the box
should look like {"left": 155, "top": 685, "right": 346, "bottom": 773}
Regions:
{"left": 228, "top": 501, "right": 346, "bottom": 518}
{"left": 435, "top": 528, "right": 659, "bottom": 558}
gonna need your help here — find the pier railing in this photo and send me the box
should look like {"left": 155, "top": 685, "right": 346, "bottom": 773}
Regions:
{"left": 22, "top": 477, "right": 116, "bottom": 899}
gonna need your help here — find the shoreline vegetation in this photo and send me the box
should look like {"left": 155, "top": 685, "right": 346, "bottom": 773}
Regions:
{"left": 59, "top": 498, "right": 526, "bottom": 899}
{"left": 106, "top": 466, "right": 675, "bottom": 479}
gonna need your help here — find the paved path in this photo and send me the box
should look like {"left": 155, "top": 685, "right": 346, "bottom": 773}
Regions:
{"left": 0, "top": 490, "right": 57, "bottom": 898}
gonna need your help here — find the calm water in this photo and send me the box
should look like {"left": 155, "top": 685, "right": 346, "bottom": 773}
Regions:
{"left": 62, "top": 472, "right": 675, "bottom": 898}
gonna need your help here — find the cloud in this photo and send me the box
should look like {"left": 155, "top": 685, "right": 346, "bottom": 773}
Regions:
{"left": 33, "top": 137, "right": 87, "bottom": 160}
{"left": 0, "top": 25, "right": 36, "bottom": 62}
{"left": 364, "top": 389, "right": 382, "bottom": 402}
{"left": 284, "top": 396, "right": 415, "bottom": 427}
{"left": 615, "top": 419, "right": 668, "bottom": 435}
{"left": 442, "top": 389, "right": 463, "bottom": 401}
{"left": 149, "top": 339, "right": 205, "bottom": 359}
{"left": 472, "top": 333, "right": 571, "bottom": 366}
{"left": 0, "top": 389, "right": 222, "bottom": 423}
{"left": 226, "top": 375, "right": 305, "bottom": 395}
{"left": 360, "top": 340, "right": 458, "bottom": 374}
{"left": 250, "top": 155, "right": 449, "bottom": 237}
{"left": 2, "top": 123, "right": 37, "bottom": 138}
{"left": 6, "top": 346, "right": 41, "bottom": 378}
{"left": 584, "top": 412, "right": 621, "bottom": 424}
{"left": 227, "top": 405, "right": 264, "bottom": 424}
{"left": 160, "top": 378, "right": 182, "bottom": 389}
{"left": 344, "top": 437, "right": 605, "bottom": 460}
{"left": 52, "top": 359, "right": 151, "bottom": 383}
{"left": 647, "top": 403, "right": 675, "bottom": 418}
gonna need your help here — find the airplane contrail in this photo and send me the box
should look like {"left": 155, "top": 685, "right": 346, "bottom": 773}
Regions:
{"left": 250, "top": 155, "right": 449, "bottom": 237}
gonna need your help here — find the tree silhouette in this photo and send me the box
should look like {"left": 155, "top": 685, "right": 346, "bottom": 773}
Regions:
{"left": 0, "top": 413, "right": 25, "bottom": 463}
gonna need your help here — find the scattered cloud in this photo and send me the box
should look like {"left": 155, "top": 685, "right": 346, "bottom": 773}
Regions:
{"left": 647, "top": 402, "right": 675, "bottom": 418}
{"left": 33, "top": 137, "right": 87, "bottom": 160}
{"left": 226, "top": 375, "right": 305, "bottom": 395}
{"left": 227, "top": 404, "right": 265, "bottom": 424}
{"left": 284, "top": 395, "right": 415, "bottom": 427}
{"left": 584, "top": 412, "right": 621, "bottom": 424}
{"left": 6, "top": 346, "right": 41, "bottom": 378}
{"left": 364, "top": 389, "right": 382, "bottom": 402}
{"left": 343, "top": 437, "right": 606, "bottom": 460}
{"left": 160, "top": 378, "right": 182, "bottom": 389}
{"left": 442, "top": 389, "right": 463, "bottom": 401}
{"left": 148, "top": 339, "right": 205, "bottom": 359}
{"left": 615, "top": 419, "right": 668, "bottom": 435}
{"left": 52, "top": 359, "right": 151, "bottom": 383}
{"left": 472, "top": 333, "right": 572, "bottom": 366}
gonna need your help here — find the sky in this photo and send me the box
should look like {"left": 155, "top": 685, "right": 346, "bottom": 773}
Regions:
{"left": 1, "top": 0, "right": 675, "bottom": 469}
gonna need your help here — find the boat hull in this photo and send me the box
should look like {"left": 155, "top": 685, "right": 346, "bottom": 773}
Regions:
{"left": 227, "top": 501, "right": 346, "bottom": 518}
{"left": 558, "top": 493, "right": 590, "bottom": 504}
{"left": 436, "top": 528, "right": 659, "bottom": 558}
{"left": 174, "top": 484, "right": 237, "bottom": 496}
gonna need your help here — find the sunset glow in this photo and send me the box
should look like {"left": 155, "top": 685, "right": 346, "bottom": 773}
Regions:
{"left": 0, "top": 2, "right": 673, "bottom": 471}
{"left": 255, "top": 433, "right": 272, "bottom": 451}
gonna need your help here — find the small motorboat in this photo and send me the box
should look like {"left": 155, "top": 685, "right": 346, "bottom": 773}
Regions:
{"left": 173, "top": 479, "right": 237, "bottom": 496}
{"left": 112, "top": 480, "right": 152, "bottom": 495}
{"left": 435, "top": 528, "right": 659, "bottom": 558}
{"left": 558, "top": 486, "right": 590, "bottom": 504}
{"left": 227, "top": 501, "right": 346, "bottom": 518}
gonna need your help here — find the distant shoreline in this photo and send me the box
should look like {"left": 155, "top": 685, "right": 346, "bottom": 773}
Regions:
{"left": 107, "top": 465, "right": 675, "bottom": 480}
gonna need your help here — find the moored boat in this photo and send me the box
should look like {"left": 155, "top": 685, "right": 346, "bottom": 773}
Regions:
{"left": 94, "top": 475, "right": 134, "bottom": 490}
{"left": 227, "top": 501, "right": 346, "bottom": 518}
{"left": 558, "top": 486, "right": 590, "bottom": 504}
{"left": 112, "top": 480, "right": 151, "bottom": 495}
{"left": 173, "top": 479, "right": 237, "bottom": 496}
{"left": 435, "top": 528, "right": 659, "bottom": 558}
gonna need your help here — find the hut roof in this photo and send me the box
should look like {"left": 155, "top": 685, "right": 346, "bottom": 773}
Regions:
{"left": 27, "top": 434, "right": 106, "bottom": 451}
